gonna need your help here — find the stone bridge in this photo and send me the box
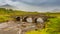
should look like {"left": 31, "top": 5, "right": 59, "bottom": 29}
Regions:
{"left": 0, "top": 14, "right": 55, "bottom": 34}
{"left": 10, "top": 14, "right": 55, "bottom": 30}
{"left": 13, "top": 14, "right": 49, "bottom": 23}
{"left": 0, "top": 13, "right": 56, "bottom": 34}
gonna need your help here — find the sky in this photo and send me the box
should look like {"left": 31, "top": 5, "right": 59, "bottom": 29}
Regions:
{"left": 0, "top": 0, "right": 60, "bottom": 12}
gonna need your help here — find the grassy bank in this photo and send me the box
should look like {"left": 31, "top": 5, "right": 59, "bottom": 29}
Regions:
{"left": 0, "top": 8, "right": 60, "bottom": 34}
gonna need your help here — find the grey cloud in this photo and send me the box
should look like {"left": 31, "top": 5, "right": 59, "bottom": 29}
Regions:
{"left": 0, "top": 0, "right": 60, "bottom": 12}
{"left": 11, "top": 0, "right": 60, "bottom": 6}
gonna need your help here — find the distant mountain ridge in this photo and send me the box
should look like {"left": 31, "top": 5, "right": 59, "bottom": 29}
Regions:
{"left": 0, "top": 4, "right": 16, "bottom": 9}
{"left": 0, "top": 4, "right": 60, "bottom": 13}
{"left": 48, "top": 9, "right": 60, "bottom": 13}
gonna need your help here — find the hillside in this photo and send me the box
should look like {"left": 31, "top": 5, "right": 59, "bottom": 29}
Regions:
{"left": 0, "top": 8, "right": 60, "bottom": 34}
{"left": 0, "top": 8, "right": 40, "bottom": 22}
{"left": 0, "top": 8, "right": 60, "bottom": 22}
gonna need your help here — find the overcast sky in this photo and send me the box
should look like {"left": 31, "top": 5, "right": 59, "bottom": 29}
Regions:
{"left": 0, "top": 0, "right": 60, "bottom": 12}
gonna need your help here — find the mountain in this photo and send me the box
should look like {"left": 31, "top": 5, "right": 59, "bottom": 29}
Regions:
{"left": 47, "top": 9, "right": 60, "bottom": 13}
{"left": 52, "top": 9, "right": 60, "bottom": 12}
{"left": 0, "top": 4, "right": 16, "bottom": 9}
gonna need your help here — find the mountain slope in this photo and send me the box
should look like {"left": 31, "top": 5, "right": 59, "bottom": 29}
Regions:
{"left": 0, "top": 4, "right": 16, "bottom": 9}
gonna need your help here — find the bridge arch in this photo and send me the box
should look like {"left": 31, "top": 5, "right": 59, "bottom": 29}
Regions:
{"left": 35, "top": 17, "right": 44, "bottom": 23}
{"left": 13, "top": 14, "right": 49, "bottom": 24}
{"left": 22, "top": 16, "right": 33, "bottom": 23}
{"left": 16, "top": 16, "right": 20, "bottom": 21}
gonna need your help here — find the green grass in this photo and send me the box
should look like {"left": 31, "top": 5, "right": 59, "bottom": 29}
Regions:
{"left": 26, "top": 16, "right": 60, "bottom": 34}
{"left": 0, "top": 8, "right": 39, "bottom": 22}
{"left": 0, "top": 8, "right": 60, "bottom": 34}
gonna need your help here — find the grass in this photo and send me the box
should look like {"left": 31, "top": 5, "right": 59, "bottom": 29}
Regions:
{"left": 0, "top": 8, "right": 60, "bottom": 34}
{"left": 26, "top": 15, "right": 60, "bottom": 34}
{"left": 0, "top": 8, "right": 39, "bottom": 22}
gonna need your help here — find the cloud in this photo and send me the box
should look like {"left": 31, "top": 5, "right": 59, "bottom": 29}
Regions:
{"left": 0, "top": 0, "right": 6, "bottom": 6}
{"left": 8, "top": 0, "right": 60, "bottom": 12}
{"left": 0, "top": 0, "right": 60, "bottom": 6}
{"left": 11, "top": 0, "right": 60, "bottom": 6}
{"left": 0, "top": 0, "right": 60, "bottom": 12}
